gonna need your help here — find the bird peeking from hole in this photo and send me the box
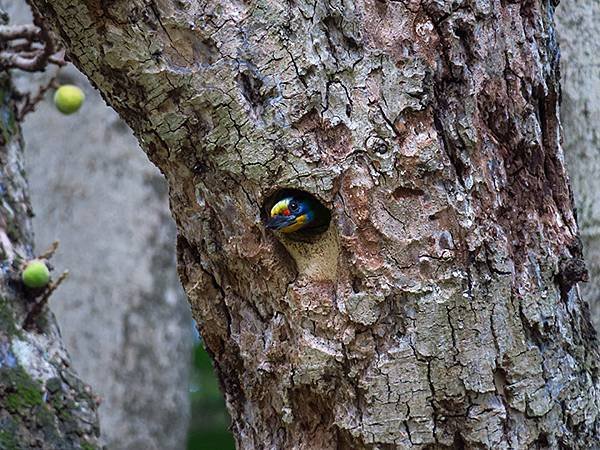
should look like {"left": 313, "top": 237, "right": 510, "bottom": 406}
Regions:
{"left": 266, "top": 196, "right": 329, "bottom": 234}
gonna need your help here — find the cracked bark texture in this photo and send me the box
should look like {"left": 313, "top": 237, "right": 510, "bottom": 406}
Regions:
{"left": 29, "top": 0, "right": 600, "bottom": 448}
{"left": 0, "top": 24, "right": 99, "bottom": 449}
{"left": 555, "top": 0, "right": 600, "bottom": 332}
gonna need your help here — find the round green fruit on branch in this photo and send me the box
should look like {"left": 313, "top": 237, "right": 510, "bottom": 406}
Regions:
{"left": 22, "top": 260, "right": 50, "bottom": 289}
{"left": 53, "top": 85, "right": 85, "bottom": 115}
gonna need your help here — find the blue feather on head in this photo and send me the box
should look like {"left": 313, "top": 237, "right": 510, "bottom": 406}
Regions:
{"left": 266, "top": 197, "right": 316, "bottom": 233}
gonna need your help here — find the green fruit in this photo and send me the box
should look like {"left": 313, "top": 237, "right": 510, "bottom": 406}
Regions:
{"left": 53, "top": 85, "right": 85, "bottom": 115}
{"left": 22, "top": 260, "right": 50, "bottom": 289}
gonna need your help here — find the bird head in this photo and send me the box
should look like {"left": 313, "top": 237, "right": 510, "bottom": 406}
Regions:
{"left": 266, "top": 197, "right": 315, "bottom": 233}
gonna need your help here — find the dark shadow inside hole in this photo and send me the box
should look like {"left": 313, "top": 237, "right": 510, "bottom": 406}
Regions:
{"left": 263, "top": 188, "right": 332, "bottom": 241}
{"left": 352, "top": 278, "right": 362, "bottom": 293}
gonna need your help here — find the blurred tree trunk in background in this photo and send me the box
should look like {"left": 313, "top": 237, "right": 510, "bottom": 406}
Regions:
{"left": 556, "top": 0, "right": 600, "bottom": 332}
{"left": 0, "top": 14, "right": 99, "bottom": 447}
{"left": 30, "top": 0, "right": 600, "bottom": 448}
{"left": 21, "top": 73, "right": 193, "bottom": 449}
{"left": 4, "top": 1, "right": 193, "bottom": 448}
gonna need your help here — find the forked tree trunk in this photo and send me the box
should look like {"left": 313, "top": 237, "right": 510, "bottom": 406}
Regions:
{"left": 0, "top": 57, "right": 99, "bottom": 450}
{"left": 30, "top": 0, "right": 599, "bottom": 448}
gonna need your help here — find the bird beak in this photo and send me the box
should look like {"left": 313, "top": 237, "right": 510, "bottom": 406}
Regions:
{"left": 266, "top": 215, "right": 297, "bottom": 230}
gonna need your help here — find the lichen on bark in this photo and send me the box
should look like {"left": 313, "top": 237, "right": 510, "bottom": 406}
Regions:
{"left": 29, "top": 0, "right": 600, "bottom": 448}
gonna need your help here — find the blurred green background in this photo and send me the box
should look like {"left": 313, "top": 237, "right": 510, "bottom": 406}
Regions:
{"left": 187, "top": 340, "right": 236, "bottom": 450}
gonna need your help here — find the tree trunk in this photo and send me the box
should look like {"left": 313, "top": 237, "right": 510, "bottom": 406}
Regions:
{"left": 5, "top": 0, "right": 194, "bottom": 444}
{"left": 555, "top": 0, "right": 600, "bottom": 331}
{"left": 30, "top": 0, "right": 600, "bottom": 448}
{"left": 21, "top": 68, "right": 192, "bottom": 449}
{"left": 0, "top": 14, "right": 99, "bottom": 448}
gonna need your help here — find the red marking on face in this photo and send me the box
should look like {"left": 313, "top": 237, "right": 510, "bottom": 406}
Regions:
{"left": 283, "top": 209, "right": 291, "bottom": 216}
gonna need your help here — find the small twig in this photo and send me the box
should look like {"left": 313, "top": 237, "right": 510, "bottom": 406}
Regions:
{"left": 23, "top": 270, "right": 69, "bottom": 330}
{"left": 37, "top": 240, "right": 60, "bottom": 261}
{"left": 0, "top": 24, "right": 40, "bottom": 41}
{"left": 17, "top": 72, "right": 60, "bottom": 120}
{"left": 0, "top": 3, "right": 64, "bottom": 73}
{"left": 24, "top": 3, "right": 54, "bottom": 69}
{"left": 9, "top": 42, "right": 43, "bottom": 52}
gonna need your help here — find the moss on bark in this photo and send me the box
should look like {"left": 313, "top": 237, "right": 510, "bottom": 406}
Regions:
{"left": 0, "top": 26, "right": 100, "bottom": 450}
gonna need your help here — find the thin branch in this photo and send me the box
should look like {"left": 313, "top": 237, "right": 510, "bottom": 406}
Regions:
{"left": 9, "top": 41, "right": 43, "bottom": 52}
{"left": 26, "top": 2, "right": 56, "bottom": 70}
{"left": 0, "top": 24, "right": 40, "bottom": 41}
{"left": 17, "top": 72, "right": 60, "bottom": 120}
{"left": 0, "top": 4, "right": 64, "bottom": 72}
{"left": 23, "top": 270, "right": 69, "bottom": 330}
{"left": 37, "top": 240, "right": 60, "bottom": 261}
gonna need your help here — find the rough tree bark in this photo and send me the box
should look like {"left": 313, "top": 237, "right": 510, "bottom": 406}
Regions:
{"left": 555, "top": 0, "right": 600, "bottom": 332}
{"left": 0, "top": 12, "right": 99, "bottom": 448}
{"left": 29, "top": 0, "right": 600, "bottom": 448}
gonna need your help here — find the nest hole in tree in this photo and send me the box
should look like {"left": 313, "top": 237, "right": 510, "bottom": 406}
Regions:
{"left": 263, "top": 188, "right": 332, "bottom": 243}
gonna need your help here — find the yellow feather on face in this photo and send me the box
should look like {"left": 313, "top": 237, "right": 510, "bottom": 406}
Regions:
{"left": 270, "top": 199, "right": 290, "bottom": 217}
{"left": 280, "top": 214, "right": 307, "bottom": 233}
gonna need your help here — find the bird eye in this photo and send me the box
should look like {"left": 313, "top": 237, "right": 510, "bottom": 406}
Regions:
{"left": 289, "top": 201, "right": 299, "bottom": 212}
